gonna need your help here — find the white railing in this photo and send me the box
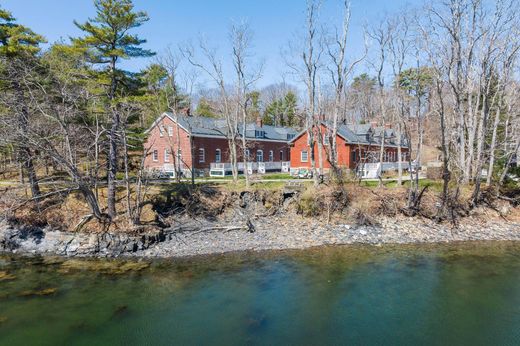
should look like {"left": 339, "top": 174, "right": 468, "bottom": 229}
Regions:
{"left": 358, "top": 161, "right": 413, "bottom": 179}
{"left": 210, "top": 161, "right": 290, "bottom": 176}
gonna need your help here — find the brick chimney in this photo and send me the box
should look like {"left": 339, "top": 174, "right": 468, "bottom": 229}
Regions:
{"left": 256, "top": 116, "right": 263, "bottom": 127}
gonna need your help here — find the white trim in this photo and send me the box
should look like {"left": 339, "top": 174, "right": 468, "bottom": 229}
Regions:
{"left": 215, "top": 148, "right": 221, "bottom": 163}
{"left": 198, "top": 148, "right": 205, "bottom": 163}
{"left": 168, "top": 126, "right": 173, "bottom": 137}
{"left": 164, "top": 149, "right": 170, "bottom": 162}
{"left": 164, "top": 113, "right": 191, "bottom": 133}
{"left": 269, "top": 150, "right": 274, "bottom": 162}
{"left": 152, "top": 149, "right": 158, "bottom": 162}
{"left": 279, "top": 150, "right": 284, "bottom": 161}
{"left": 159, "top": 125, "right": 164, "bottom": 137}
{"left": 144, "top": 113, "right": 167, "bottom": 134}
{"left": 256, "top": 149, "right": 264, "bottom": 162}
{"left": 301, "top": 150, "right": 308, "bottom": 162}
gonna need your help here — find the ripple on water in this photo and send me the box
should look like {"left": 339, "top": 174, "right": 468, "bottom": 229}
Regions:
{"left": 1, "top": 242, "right": 520, "bottom": 345}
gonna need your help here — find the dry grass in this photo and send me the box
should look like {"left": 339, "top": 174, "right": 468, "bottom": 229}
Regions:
{"left": 1, "top": 178, "right": 518, "bottom": 232}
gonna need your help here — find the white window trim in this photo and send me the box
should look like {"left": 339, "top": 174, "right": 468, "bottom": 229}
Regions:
{"left": 159, "top": 126, "right": 164, "bottom": 137}
{"left": 168, "top": 126, "right": 173, "bottom": 137}
{"left": 152, "top": 149, "right": 158, "bottom": 162}
{"left": 215, "top": 149, "right": 221, "bottom": 163}
{"left": 199, "top": 148, "right": 205, "bottom": 163}
{"left": 164, "top": 149, "right": 170, "bottom": 162}
{"left": 256, "top": 149, "right": 264, "bottom": 162}
{"left": 301, "top": 150, "right": 308, "bottom": 163}
{"left": 323, "top": 133, "right": 329, "bottom": 145}
{"left": 245, "top": 149, "right": 250, "bottom": 159}
{"left": 280, "top": 150, "right": 284, "bottom": 161}
{"left": 269, "top": 150, "right": 274, "bottom": 162}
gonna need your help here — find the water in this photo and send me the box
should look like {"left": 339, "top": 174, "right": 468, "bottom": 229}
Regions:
{"left": 2, "top": 242, "right": 520, "bottom": 345}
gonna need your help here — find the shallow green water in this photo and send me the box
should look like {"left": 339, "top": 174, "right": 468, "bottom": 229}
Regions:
{"left": 2, "top": 242, "right": 520, "bottom": 345}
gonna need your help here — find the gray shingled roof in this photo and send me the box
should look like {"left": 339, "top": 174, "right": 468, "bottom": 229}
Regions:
{"left": 288, "top": 121, "right": 408, "bottom": 148}
{"left": 165, "top": 113, "right": 298, "bottom": 141}
{"left": 340, "top": 123, "right": 408, "bottom": 147}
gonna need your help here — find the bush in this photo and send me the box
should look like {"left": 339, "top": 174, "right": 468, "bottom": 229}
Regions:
{"left": 297, "top": 185, "right": 349, "bottom": 218}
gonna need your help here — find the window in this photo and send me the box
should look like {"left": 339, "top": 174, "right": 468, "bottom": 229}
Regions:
{"left": 245, "top": 149, "right": 250, "bottom": 159}
{"left": 159, "top": 126, "right": 164, "bottom": 137}
{"left": 256, "top": 150, "right": 264, "bottom": 162}
{"left": 323, "top": 133, "right": 329, "bottom": 145}
{"left": 152, "top": 149, "right": 158, "bottom": 162}
{"left": 164, "top": 149, "right": 170, "bottom": 162}
{"left": 199, "top": 148, "right": 205, "bottom": 163}
{"left": 269, "top": 150, "right": 274, "bottom": 162}
{"left": 301, "top": 150, "right": 308, "bottom": 162}
{"left": 168, "top": 126, "right": 173, "bottom": 137}
{"left": 255, "top": 130, "right": 265, "bottom": 138}
{"left": 287, "top": 134, "right": 295, "bottom": 141}
{"left": 215, "top": 149, "right": 222, "bottom": 163}
{"left": 177, "top": 149, "right": 182, "bottom": 162}
{"left": 279, "top": 150, "right": 284, "bottom": 161}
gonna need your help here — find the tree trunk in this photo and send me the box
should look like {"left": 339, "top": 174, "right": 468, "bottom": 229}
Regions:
{"left": 397, "top": 122, "right": 403, "bottom": 186}
{"left": 106, "top": 117, "right": 118, "bottom": 217}
{"left": 12, "top": 77, "right": 40, "bottom": 198}
{"left": 486, "top": 106, "right": 501, "bottom": 186}
{"left": 106, "top": 58, "right": 119, "bottom": 217}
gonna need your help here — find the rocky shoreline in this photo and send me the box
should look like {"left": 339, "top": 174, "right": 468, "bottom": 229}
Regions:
{"left": 1, "top": 214, "right": 520, "bottom": 258}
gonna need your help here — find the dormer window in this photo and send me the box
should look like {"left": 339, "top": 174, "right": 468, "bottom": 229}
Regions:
{"left": 287, "top": 133, "right": 295, "bottom": 141}
{"left": 255, "top": 130, "right": 265, "bottom": 138}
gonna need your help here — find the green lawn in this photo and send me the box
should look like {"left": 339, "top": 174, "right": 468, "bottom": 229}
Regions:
{"left": 358, "top": 178, "right": 443, "bottom": 191}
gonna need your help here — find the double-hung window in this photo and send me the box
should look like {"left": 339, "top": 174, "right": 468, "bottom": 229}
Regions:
{"left": 301, "top": 150, "right": 308, "bottom": 162}
{"left": 152, "top": 149, "right": 158, "bottom": 162}
{"left": 215, "top": 149, "right": 221, "bottom": 163}
{"left": 256, "top": 150, "right": 264, "bottom": 162}
{"left": 269, "top": 150, "right": 274, "bottom": 162}
{"left": 199, "top": 148, "right": 205, "bottom": 163}
{"left": 164, "top": 149, "right": 170, "bottom": 162}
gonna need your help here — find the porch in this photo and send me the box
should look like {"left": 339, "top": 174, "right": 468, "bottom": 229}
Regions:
{"left": 209, "top": 161, "right": 291, "bottom": 177}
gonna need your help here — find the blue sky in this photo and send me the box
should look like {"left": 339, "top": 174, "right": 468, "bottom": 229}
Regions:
{"left": 3, "top": 0, "right": 412, "bottom": 88}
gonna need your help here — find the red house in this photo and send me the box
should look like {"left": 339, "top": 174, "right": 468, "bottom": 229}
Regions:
{"left": 289, "top": 122, "right": 410, "bottom": 176}
{"left": 144, "top": 112, "right": 298, "bottom": 177}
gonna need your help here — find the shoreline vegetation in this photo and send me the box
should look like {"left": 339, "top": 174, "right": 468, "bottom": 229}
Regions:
{"left": 1, "top": 179, "right": 519, "bottom": 258}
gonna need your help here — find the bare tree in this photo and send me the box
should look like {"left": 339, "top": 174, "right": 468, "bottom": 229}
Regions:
{"left": 286, "top": 0, "right": 324, "bottom": 186}
{"left": 182, "top": 38, "right": 240, "bottom": 182}
{"left": 325, "top": 0, "right": 366, "bottom": 182}
{"left": 368, "top": 17, "right": 393, "bottom": 187}
{"left": 388, "top": 14, "right": 413, "bottom": 186}
{"left": 230, "top": 21, "right": 263, "bottom": 188}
